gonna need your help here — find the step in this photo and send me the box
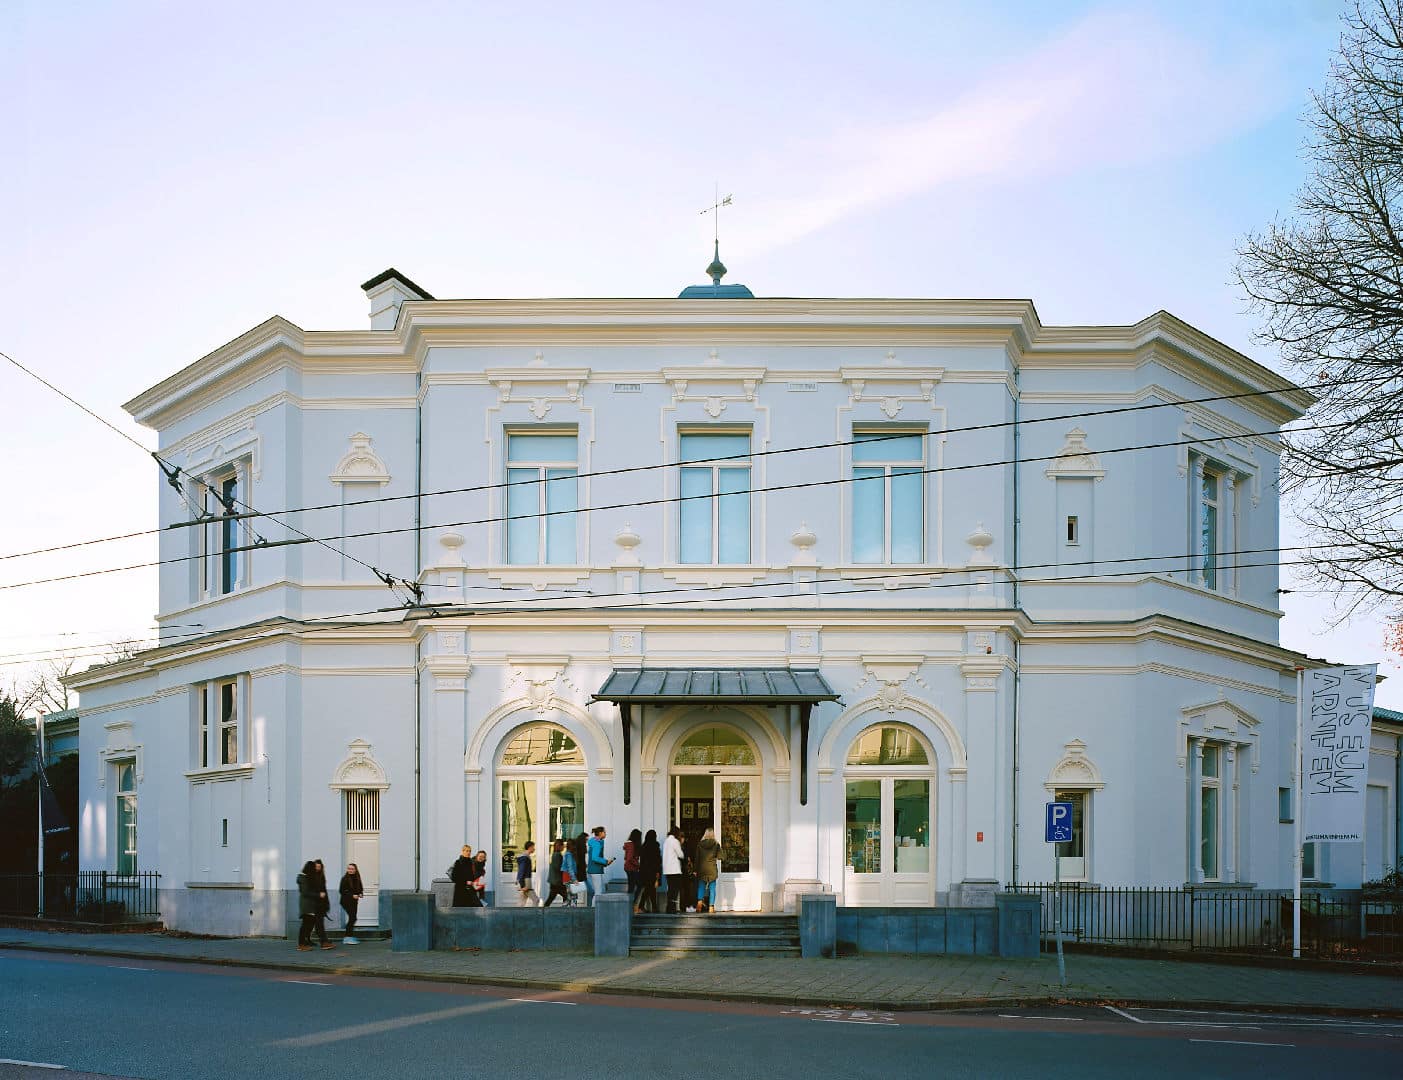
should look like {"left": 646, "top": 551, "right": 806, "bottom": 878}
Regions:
{"left": 631, "top": 943, "right": 802, "bottom": 957}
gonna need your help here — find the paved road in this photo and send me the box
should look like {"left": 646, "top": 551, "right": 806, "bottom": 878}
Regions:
{"left": 2, "top": 950, "right": 1401, "bottom": 1079}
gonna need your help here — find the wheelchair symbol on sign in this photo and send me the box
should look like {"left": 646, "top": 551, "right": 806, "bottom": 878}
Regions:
{"left": 1046, "top": 801, "right": 1074, "bottom": 844}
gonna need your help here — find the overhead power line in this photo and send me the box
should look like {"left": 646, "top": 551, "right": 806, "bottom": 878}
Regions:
{"left": 0, "top": 415, "right": 1352, "bottom": 594}
{"left": 0, "top": 368, "right": 1347, "bottom": 566}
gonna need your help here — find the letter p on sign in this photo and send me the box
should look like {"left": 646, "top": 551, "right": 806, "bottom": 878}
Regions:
{"left": 1046, "top": 801, "right": 1074, "bottom": 844}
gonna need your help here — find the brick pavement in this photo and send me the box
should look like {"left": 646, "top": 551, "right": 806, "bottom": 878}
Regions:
{"left": 1, "top": 927, "right": 1400, "bottom": 1015}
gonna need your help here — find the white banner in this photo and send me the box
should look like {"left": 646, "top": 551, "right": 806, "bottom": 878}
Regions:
{"left": 1302, "top": 664, "right": 1377, "bottom": 844}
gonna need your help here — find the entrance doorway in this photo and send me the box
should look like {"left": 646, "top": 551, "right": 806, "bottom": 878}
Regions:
{"left": 669, "top": 724, "right": 760, "bottom": 911}
{"left": 843, "top": 723, "right": 934, "bottom": 906}
{"left": 343, "top": 790, "right": 381, "bottom": 926}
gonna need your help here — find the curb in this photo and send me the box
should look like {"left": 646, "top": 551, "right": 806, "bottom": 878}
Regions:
{"left": 5, "top": 939, "right": 1403, "bottom": 1019}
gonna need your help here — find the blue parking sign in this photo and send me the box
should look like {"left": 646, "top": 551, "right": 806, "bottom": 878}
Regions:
{"left": 1046, "top": 801, "right": 1074, "bottom": 844}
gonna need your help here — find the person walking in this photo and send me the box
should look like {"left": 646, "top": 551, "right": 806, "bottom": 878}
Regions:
{"left": 695, "top": 829, "right": 721, "bottom": 914}
{"left": 296, "top": 860, "right": 321, "bottom": 950}
{"left": 339, "top": 862, "right": 365, "bottom": 942}
{"left": 624, "top": 828, "right": 643, "bottom": 912}
{"left": 515, "top": 842, "right": 539, "bottom": 906}
{"left": 450, "top": 844, "right": 480, "bottom": 907}
{"left": 561, "top": 841, "right": 582, "bottom": 906}
{"left": 586, "top": 826, "right": 614, "bottom": 906}
{"left": 542, "top": 839, "right": 571, "bottom": 908}
{"left": 571, "top": 833, "right": 591, "bottom": 905}
{"left": 312, "top": 860, "right": 333, "bottom": 947}
{"left": 663, "top": 826, "right": 686, "bottom": 914}
{"left": 473, "top": 849, "right": 490, "bottom": 906}
{"left": 639, "top": 829, "right": 662, "bottom": 914}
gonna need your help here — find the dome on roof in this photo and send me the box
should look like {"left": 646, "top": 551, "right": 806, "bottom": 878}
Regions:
{"left": 678, "top": 240, "right": 754, "bottom": 299}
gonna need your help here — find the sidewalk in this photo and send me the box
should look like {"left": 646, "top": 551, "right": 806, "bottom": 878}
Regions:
{"left": 2, "top": 926, "right": 1400, "bottom": 1016}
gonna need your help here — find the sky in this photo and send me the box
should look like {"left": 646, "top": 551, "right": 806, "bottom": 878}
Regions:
{"left": 3, "top": 0, "right": 1400, "bottom": 706}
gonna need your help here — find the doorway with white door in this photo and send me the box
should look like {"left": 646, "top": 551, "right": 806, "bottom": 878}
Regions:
{"left": 330, "top": 740, "right": 389, "bottom": 927}
{"left": 842, "top": 723, "right": 935, "bottom": 906}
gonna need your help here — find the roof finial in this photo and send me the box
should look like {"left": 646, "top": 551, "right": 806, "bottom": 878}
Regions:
{"left": 699, "top": 186, "right": 733, "bottom": 287}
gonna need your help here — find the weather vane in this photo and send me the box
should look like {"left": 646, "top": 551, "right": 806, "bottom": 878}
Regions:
{"left": 699, "top": 186, "right": 733, "bottom": 286}
{"left": 699, "top": 186, "right": 733, "bottom": 244}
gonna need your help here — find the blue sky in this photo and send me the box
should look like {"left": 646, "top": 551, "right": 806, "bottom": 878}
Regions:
{"left": 3, "top": 0, "right": 1397, "bottom": 703}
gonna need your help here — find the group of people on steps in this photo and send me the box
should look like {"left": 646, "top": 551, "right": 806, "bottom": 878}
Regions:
{"left": 450, "top": 824, "right": 723, "bottom": 913}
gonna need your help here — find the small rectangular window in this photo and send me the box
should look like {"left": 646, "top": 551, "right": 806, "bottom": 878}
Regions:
{"left": 1200, "top": 744, "right": 1220, "bottom": 778}
{"left": 198, "top": 687, "right": 210, "bottom": 769}
{"left": 1065, "top": 515, "right": 1079, "bottom": 544}
{"left": 1303, "top": 842, "right": 1317, "bottom": 879}
{"left": 221, "top": 818, "right": 229, "bottom": 848}
{"left": 219, "top": 680, "right": 238, "bottom": 765}
{"left": 1279, "top": 787, "right": 1292, "bottom": 823}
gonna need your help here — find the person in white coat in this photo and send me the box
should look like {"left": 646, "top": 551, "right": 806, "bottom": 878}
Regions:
{"left": 662, "top": 825, "right": 687, "bottom": 914}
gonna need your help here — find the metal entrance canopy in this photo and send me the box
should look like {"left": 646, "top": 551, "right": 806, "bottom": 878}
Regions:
{"left": 592, "top": 667, "right": 840, "bottom": 807}
{"left": 592, "top": 667, "right": 839, "bottom": 705}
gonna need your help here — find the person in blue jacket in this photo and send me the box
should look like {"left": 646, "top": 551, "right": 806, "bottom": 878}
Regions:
{"left": 586, "top": 825, "right": 615, "bottom": 907}
{"left": 560, "top": 842, "right": 581, "bottom": 906}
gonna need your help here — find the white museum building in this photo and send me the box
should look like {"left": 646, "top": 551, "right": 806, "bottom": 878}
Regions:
{"left": 67, "top": 263, "right": 1403, "bottom": 936}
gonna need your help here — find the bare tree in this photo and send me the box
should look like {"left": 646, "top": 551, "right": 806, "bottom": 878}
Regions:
{"left": 25, "top": 657, "right": 79, "bottom": 716}
{"left": 1238, "top": 0, "right": 1403, "bottom": 615}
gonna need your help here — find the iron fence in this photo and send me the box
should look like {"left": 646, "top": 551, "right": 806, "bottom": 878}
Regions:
{"left": 1010, "top": 883, "right": 1403, "bottom": 962}
{"left": 0, "top": 871, "right": 161, "bottom": 923}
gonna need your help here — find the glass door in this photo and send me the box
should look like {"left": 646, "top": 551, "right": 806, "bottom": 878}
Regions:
{"left": 670, "top": 773, "right": 759, "bottom": 910}
{"left": 501, "top": 777, "right": 585, "bottom": 901}
{"left": 845, "top": 776, "right": 933, "bottom": 904}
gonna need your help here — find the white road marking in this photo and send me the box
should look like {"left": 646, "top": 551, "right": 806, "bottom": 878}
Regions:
{"left": 1103, "top": 1006, "right": 1252, "bottom": 1029}
{"left": 0, "top": 1060, "right": 66, "bottom": 1069}
{"left": 509, "top": 998, "right": 578, "bottom": 1005}
{"left": 1105, "top": 1006, "right": 1145, "bottom": 1024}
{"left": 997, "top": 1015, "right": 1085, "bottom": 1021}
{"left": 811, "top": 1018, "right": 896, "bottom": 1025}
{"left": 1189, "top": 1039, "right": 1293, "bottom": 1047}
{"left": 115, "top": 965, "right": 153, "bottom": 971}
{"left": 284, "top": 979, "right": 333, "bottom": 986}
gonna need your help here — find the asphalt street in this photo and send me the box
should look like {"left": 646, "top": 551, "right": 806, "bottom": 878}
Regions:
{"left": 2, "top": 950, "right": 1401, "bottom": 1079}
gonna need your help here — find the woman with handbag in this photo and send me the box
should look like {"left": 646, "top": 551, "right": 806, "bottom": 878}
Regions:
{"left": 560, "top": 842, "right": 582, "bottom": 906}
{"left": 339, "top": 862, "right": 364, "bottom": 942}
{"left": 542, "top": 839, "right": 571, "bottom": 908}
{"left": 639, "top": 829, "right": 662, "bottom": 913}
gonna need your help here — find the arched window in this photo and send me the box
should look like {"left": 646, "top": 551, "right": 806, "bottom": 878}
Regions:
{"left": 498, "top": 723, "right": 587, "bottom": 885}
{"left": 501, "top": 724, "right": 584, "bottom": 767}
{"left": 846, "top": 724, "right": 929, "bottom": 766}
{"left": 673, "top": 725, "right": 757, "bottom": 767}
{"left": 844, "top": 723, "right": 934, "bottom": 904}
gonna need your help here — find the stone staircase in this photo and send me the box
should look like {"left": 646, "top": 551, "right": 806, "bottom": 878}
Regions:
{"left": 630, "top": 913, "right": 801, "bottom": 957}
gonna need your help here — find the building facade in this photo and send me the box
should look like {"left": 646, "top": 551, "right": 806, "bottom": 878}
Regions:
{"left": 67, "top": 267, "right": 1396, "bottom": 936}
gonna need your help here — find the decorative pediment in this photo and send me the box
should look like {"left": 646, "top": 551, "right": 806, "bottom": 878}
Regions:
{"left": 1044, "top": 738, "right": 1104, "bottom": 791}
{"left": 1178, "top": 693, "right": 1260, "bottom": 771}
{"left": 330, "top": 433, "right": 390, "bottom": 485}
{"left": 329, "top": 739, "right": 389, "bottom": 790}
{"left": 840, "top": 366, "right": 944, "bottom": 419}
{"left": 486, "top": 368, "right": 590, "bottom": 420}
{"left": 662, "top": 366, "right": 765, "bottom": 418}
{"left": 1044, "top": 428, "right": 1105, "bottom": 481}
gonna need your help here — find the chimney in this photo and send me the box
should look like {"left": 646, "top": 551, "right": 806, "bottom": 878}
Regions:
{"left": 360, "top": 268, "right": 435, "bottom": 330}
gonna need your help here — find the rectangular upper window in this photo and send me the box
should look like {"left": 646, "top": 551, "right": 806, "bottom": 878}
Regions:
{"left": 851, "top": 429, "right": 925, "bottom": 564}
{"left": 194, "top": 677, "right": 243, "bottom": 770}
{"left": 506, "top": 431, "right": 578, "bottom": 565}
{"left": 679, "top": 431, "right": 751, "bottom": 564}
{"left": 199, "top": 462, "right": 250, "bottom": 598}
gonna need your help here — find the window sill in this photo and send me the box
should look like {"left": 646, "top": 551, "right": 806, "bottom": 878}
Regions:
{"left": 659, "top": 565, "right": 771, "bottom": 586}
{"left": 1183, "top": 881, "right": 1259, "bottom": 891}
{"left": 185, "top": 764, "right": 256, "bottom": 782}
{"left": 484, "top": 566, "right": 592, "bottom": 590}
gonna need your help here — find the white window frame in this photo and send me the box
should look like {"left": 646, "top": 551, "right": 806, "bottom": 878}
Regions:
{"left": 192, "top": 676, "right": 246, "bottom": 772}
{"left": 678, "top": 428, "right": 752, "bottom": 565}
{"left": 114, "top": 759, "right": 138, "bottom": 876}
{"left": 1189, "top": 455, "right": 1236, "bottom": 593}
{"left": 850, "top": 427, "right": 926, "bottom": 565}
{"left": 1053, "top": 787, "right": 1091, "bottom": 883}
{"left": 1197, "top": 741, "right": 1223, "bottom": 882}
{"left": 198, "top": 459, "right": 252, "bottom": 598}
{"left": 504, "top": 428, "right": 579, "bottom": 566}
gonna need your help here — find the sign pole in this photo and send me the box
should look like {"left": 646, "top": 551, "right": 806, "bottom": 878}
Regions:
{"left": 36, "top": 712, "right": 45, "bottom": 919}
{"left": 1292, "top": 666, "right": 1303, "bottom": 960}
{"left": 1054, "top": 845, "right": 1066, "bottom": 987}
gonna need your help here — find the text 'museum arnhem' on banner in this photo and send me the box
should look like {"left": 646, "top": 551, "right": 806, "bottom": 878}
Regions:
{"left": 1302, "top": 665, "right": 1378, "bottom": 844}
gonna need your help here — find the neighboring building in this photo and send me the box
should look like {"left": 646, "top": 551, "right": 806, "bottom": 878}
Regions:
{"left": 64, "top": 262, "right": 1396, "bottom": 936}
{"left": 39, "top": 709, "right": 80, "bottom": 764}
{"left": 1365, "top": 706, "right": 1403, "bottom": 885}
